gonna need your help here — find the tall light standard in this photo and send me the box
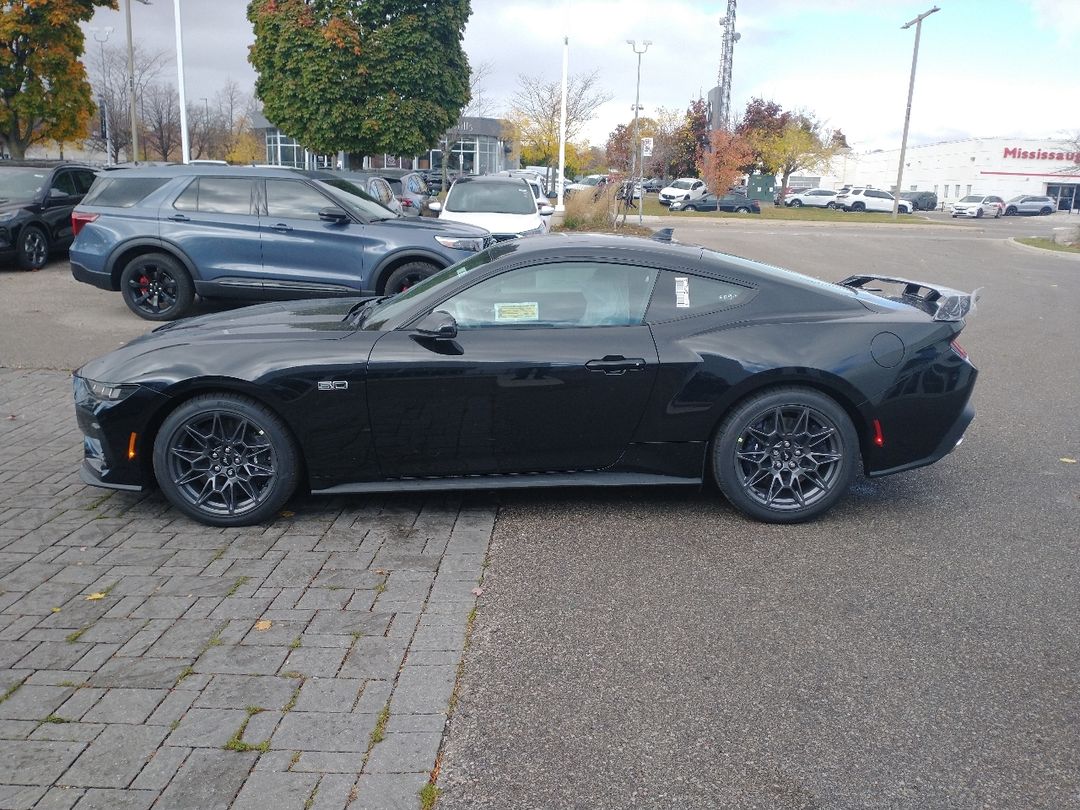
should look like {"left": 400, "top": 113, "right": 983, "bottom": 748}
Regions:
{"left": 173, "top": 0, "right": 190, "bottom": 164}
{"left": 626, "top": 40, "right": 651, "bottom": 226}
{"left": 124, "top": 0, "right": 152, "bottom": 162}
{"left": 89, "top": 27, "right": 114, "bottom": 165}
{"left": 892, "top": 5, "right": 939, "bottom": 219}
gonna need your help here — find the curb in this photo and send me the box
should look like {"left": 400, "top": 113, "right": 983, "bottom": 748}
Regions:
{"left": 1007, "top": 237, "right": 1080, "bottom": 261}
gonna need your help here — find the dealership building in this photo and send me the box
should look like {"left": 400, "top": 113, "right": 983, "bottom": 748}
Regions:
{"left": 816, "top": 137, "right": 1080, "bottom": 210}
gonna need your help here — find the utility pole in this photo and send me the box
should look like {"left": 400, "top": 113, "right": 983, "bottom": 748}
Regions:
{"left": 174, "top": 0, "right": 190, "bottom": 164}
{"left": 893, "top": 6, "right": 939, "bottom": 219}
{"left": 90, "top": 27, "right": 113, "bottom": 165}
{"left": 124, "top": 0, "right": 151, "bottom": 163}
{"left": 626, "top": 40, "right": 651, "bottom": 226}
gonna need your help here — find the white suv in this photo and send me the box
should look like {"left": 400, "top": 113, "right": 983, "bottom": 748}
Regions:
{"left": 951, "top": 195, "right": 1003, "bottom": 218}
{"left": 659, "top": 178, "right": 707, "bottom": 207}
{"left": 786, "top": 188, "right": 839, "bottom": 208}
{"left": 835, "top": 187, "right": 912, "bottom": 213}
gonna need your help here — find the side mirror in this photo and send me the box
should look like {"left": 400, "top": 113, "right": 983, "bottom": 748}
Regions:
{"left": 539, "top": 204, "right": 554, "bottom": 216}
{"left": 318, "top": 207, "right": 349, "bottom": 224}
{"left": 413, "top": 310, "right": 457, "bottom": 340}
{"left": 427, "top": 200, "right": 442, "bottom": 213}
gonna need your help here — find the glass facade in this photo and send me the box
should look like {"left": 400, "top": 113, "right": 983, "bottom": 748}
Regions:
{"left": 263, "top": 128, "right": 334, "bottom": 169}
{"left": 429, "top": 134, "right": 510, "bottom": 176}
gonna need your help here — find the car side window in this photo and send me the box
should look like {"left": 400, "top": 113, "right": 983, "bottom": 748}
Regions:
{"left": 438, "top": 262, "right": 657, "bottom": 329}
{"left": 51, "top": 172, "right": 77, "bottom": 196}
{"left": 406, "top": 176, "right": 421, "bottom": 194}
{"left": 266, "top": 179, "right": 337, "bottom": 221}
{"left": 188, "top": 177, "right": 254, "bottom": 215}
{"left": 646, "top": 270, "right": 754, "bottom": 322}
{"left": 72, "top": 170, "right": 96, "bottom": 195}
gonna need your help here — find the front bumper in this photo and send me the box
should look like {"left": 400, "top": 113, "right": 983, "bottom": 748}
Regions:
{"left": 951, "top": 208, "right": 979, "bottom": 217}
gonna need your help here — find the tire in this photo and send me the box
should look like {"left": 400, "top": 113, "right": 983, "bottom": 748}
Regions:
{"left": 712, "top": 387, "right": 858, "bottom": 523}
{"left": 851, "top": 202, "right": 865, "bottom": 212}
{"left": 1005, "top": 206, "right": 1017, "bottom": 216}
{"left": 975, "top": 208, "right": 983, "bottom": 218}
{"left": 994, "top": 207, "right": 1001, "bottom": 218}
{"left": 735, "top": 206, "right": 751, "bottom": 213}
{"left": 16, "top": 225, "right": 49, "bottom": 271}
{"left": 153, "top": 393, "right": 301, "bottom": 527}
{"left": 120, "top": 253, "right": 195, "bottom": 321}
{"left": 383, "top": 261, "right": 439, "bottom": 295}
{"left": 825, "top": 202, "right": 837, "bottom": 209}
{"left": 789, "top": 199, "right": 802, "bottom": 208}
{"left": 1040, "top": 207, "right": 1053, "bottom": 216}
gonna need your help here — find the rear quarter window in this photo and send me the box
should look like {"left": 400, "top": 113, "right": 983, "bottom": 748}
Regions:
{"left": 646, "top": 270, "right": 755, "bottom": 322}
{"left": 82, "top": 177, "right": 170, "bottom": 208}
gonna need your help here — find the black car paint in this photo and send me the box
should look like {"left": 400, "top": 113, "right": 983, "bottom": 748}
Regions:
{"left": 0, "top": 163, "right": 96, "bottom": 265}
{"left": 75, "top": 234, "right": 977, "bottom": 499}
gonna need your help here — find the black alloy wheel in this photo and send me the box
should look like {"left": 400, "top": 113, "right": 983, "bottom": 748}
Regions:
{"left": 384, "top": 260, "right": 438, "bottom": 295}
{"left": 120, "top": 253, "right": 195, "bottom": 321}
{"left": 1040, "top": 207, "right": 1053, "bottom": 215}
{"left": 153, "top": 394, "right": 300, "bottom": 526}
{"left": 851, "top": 202, "right": 865, "bottom": 212}
{"left": 16, "top": 226, "right": 49, "bottom": 271}
{"left": 1005, "top": 206, "right": 1017, "bottom": 216}
{"left": 713, "top": 387, "right": 857, "bottom": 523}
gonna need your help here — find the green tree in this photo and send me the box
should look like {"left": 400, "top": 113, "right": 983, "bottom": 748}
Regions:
{"left": 247, "top": 0, "right": 472, "bottom": 156}
{"left": 0, "top": 0, "right": 115, "bottom": 159}
{"left": 665, "top": 99, "right": 709, "bottom": 179}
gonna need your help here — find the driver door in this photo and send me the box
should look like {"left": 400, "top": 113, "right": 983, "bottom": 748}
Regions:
{"left": 365, "top": 261, "right": 660, "bottom": 478}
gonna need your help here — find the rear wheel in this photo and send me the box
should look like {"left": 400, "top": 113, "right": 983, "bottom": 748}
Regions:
{"left": 16, "top": 225, "right": 49, "bottom": 271}
{"left": 383, "top": 261, "right": 439, "bottom": 295}
{"left": 1040, "top": 207, "right": 1053, "bottom": 216}
{"left": 120, "top": 253, "right": 195, "bottom": 321}
{"left": 713, "top": 387, "right": 858, "bottom": 523}
{"left": 851, "top": 202, "right": 865, "bottom": 212}
{"left": 153, "top": 394, "right": 300, "bottom": 527}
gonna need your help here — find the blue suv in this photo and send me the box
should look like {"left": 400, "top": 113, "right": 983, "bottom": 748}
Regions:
{"left": 70, "top": 165, "right": 492, "bottom": 320}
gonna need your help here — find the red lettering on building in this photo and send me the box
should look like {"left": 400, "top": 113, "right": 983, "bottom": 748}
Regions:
{"left": 1002, "top": 146, "right": 1077, "bottom": 161}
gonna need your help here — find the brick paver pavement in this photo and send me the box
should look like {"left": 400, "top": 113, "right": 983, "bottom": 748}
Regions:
{"left": 0, "top": 368, "right": 493, "bottom": 809}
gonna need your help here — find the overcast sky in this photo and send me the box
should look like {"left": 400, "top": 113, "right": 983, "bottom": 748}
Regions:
{"left": 83, "top": 0, "right": 1080, "bottom": 153}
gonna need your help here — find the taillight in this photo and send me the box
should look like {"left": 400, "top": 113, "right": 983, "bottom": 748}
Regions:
{"left": 71, "top": 211, "right": 98, "bottom": 237}
{"left": 399, "top": 198, "right": 414, "bottom": 207}
{"left": 950, "top": 339, "right": 968, "bottom": 360}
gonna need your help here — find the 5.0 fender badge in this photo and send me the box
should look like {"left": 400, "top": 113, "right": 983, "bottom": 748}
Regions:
{"left": 317, "top": 381, "right": 348, "bottom": 391}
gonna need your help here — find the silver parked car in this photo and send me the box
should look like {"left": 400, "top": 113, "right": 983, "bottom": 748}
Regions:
{"left": 1003, "top": 195, "right": 1056, "bottom": 216}
{"left": 336, "top": 171, "right": 403, "bottom": 216}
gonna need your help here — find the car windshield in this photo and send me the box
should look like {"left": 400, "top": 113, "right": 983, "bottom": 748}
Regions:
{"left": 446, "top": 181, "right": 536, "bottom": 214}
{"left": 0, "top": 168, "right": 48, "bottom": 201}
{"left": 672, "top": 180, "right": 694, "bottom": 190}
{"left": 959, "top": 195, "right": 983, "bottom": 202}
{"left": 315, "top": 178, "right": 396, "bottom": 219}
{"left": 578, "top": 176, "right": 602, "bottom": 186}
{"left": 360, "top": 246, "right": 512, "bottom": 331}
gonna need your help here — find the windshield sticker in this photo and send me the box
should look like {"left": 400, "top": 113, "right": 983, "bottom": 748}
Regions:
{"left": 675, "top": 277, "right": 690, "bottom": 308}
{"left": 494, "top": 302, "right": 539, "bottom": 322}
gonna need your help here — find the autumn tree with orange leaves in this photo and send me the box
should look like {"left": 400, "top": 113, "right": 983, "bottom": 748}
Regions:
{"left": 247, "top": 0, "right": 471, "bottom": 157}
{"left": 0, "top": 0, "right": 115, "bottom": 159}
{"left": 696, "top": 129, "right": 754, "bottom": 195}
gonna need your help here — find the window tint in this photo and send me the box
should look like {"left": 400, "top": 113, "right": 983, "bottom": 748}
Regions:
{"left": 82, "top": 177, "right": 170, "bottom": 208}
{"left": 197, "top": 177, "right": 254, "bottom": 215}
{"left": 646, "top": 270, "right": 754, "bottom": 322}
{"left": 439, "top": 262, "right": 656, "bottom": 329}
{"left": 51, "top": 172, "right": 77, "bottom": 195}
{"left": 172, "top": 178, "right": 199, "bottom": 210}
{"left": 72, "top": 170, "right": 97, "bottom": 195}
{"left": 266, "top": 179, "right": 336, "bottom": 220}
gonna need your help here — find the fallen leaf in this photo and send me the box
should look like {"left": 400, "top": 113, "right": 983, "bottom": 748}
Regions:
{"left": 279, "top": 510, "right": 295, "bottom": 518}
{"left": 84, "top": 592, "right": 106, "bottom": 601}
{"left": 254, "top": 619, "right": 272, "bottom": 631}
{"left": 374, "top": 568, "right": 389, "bottom": 576}
{"left": 51, "top": 607, "right": 62, "bottom": 613}
{"left": 1061, "top": 458, "right": 1078, "bottom": 464}
{"left": 471, "top": 587, "right": 484, "bottom": 597}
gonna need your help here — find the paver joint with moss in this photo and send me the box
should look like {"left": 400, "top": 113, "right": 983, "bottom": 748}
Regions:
{"left": 223, "top": 706, "right": 270, "bottom": 752}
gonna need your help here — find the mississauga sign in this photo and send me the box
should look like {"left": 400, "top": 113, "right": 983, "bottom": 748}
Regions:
{"left": 1002, "top": 146, "right": 1078, "bottom": 161}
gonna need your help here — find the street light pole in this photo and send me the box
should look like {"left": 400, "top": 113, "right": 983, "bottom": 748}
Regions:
{"left": 627, "top": 40, "right": 651, "bottom": 226}
{"left": 173, "top": 0, "right": 190, "bottom": 164}
{"left": 556, "top": 35, "right": 568, "bottom": 211}
{"left": 892, "top": 5, "right": 939, "bottom": 219}
{"left": 90, "top": 27, "right": 113, "bottom": 165}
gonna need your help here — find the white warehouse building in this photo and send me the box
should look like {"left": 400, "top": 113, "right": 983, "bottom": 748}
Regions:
{"left": 810, "top": 137, "right": 1080, "bottom": 211}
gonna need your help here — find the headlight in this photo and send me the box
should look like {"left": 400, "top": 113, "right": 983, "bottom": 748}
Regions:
{"left": 683, "top": 194, "right": 690, "bottom": 200}
{"left": 86, "top": 379, "right": 139, "bottom": 401}
{"left": 0, "top": 211, "right": 18, "bottom": 223}
{"left": 519, "top": 225, "right": 544, "bottom": 237}
{"left": 435, "top": 235, "right": 485, "bottom": 252}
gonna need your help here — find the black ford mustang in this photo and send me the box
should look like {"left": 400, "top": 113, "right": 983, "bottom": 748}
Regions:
{"left": 73, "top": 233, "right": 978, "bottom": 526}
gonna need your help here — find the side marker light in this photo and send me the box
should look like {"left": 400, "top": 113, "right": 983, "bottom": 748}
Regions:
{"left": 128, "top": 432, "right": 137, "bottom": 460}
{"left": 872, "top": 419, "right": 884, "bottom": 448}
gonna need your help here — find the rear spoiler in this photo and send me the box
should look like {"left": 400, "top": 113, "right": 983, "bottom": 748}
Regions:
{"left": 838, "top": 274, "right": 980, "bottom": 322}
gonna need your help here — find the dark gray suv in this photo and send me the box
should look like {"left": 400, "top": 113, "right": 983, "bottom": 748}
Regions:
{"left": 70, "top": 165, "right": 492, "bottom": 320}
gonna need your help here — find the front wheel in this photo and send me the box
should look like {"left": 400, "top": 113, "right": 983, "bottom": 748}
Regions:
{"left": 789, "top": 199, "right": 802, "bottom": 208}
{"left": 712, "top": 387, "right": 858, "bottom": 523}
{"left": 120, "top": 253, "right": 195, "bottom": 321}
{"left": 735, "top": 206, "right": 751, "bottom": 213}
{"left": 975, "top": 208, "right": 983, "bottom": 218}
{"left": 16, "top": 225, "right": 49, "bottom": 271}
{"left": 825, "top": 201, "right": 837, "bottom": 209}
{"left": 153, "top": 394, "right": 301, "bottom": 527}
{"left": 1005, "top": 206, "right": 1017, "bottom": 216}
{"left": 383, "top": 261, "right": 439, "bottom": 295}
{"left": 683, "top": 205, "right": 696, "bottom": 212}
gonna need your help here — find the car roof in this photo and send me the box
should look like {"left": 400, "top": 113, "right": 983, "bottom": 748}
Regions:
{"left": 0, "top": 160, "right": 95, "bottom": 170}
{"left": 451, "top": 175, "right": 527, "bottom": 185}
{"left": 94, "top": 164, "right": 321, "bottom": 180}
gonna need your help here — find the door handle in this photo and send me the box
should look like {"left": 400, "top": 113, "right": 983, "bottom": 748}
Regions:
{"left": 586, "top": 355, "right": 646, "bottom": 375}
{"left": 270, "top": 223, "right": 292, "bottom": 232}
{"left": 166, "top": 214, "right": 190, "bottom": 222}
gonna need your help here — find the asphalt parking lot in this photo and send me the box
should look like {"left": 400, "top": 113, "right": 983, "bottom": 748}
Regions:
{"left": 1, "top": 211, "right": 1078, "bottom": 809}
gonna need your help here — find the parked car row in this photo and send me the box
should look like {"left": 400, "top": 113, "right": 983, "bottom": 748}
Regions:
{"left": 0, "top": 161, "right": 98, "bottom": 270}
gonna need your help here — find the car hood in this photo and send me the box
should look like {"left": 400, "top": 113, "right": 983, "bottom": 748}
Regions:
{"left": 661, "top": 186, "right": 692, "bottom": 196}
{"left": 437, "top": 210, "right": 542, "bottom": 235}
{"left": 372, "top": 216, "right": 489, "bottom": 238}
{"left": 77, "top": 299, "right": 364, "bottom": 382}
{"left": 0, "top": 198, "right": 33, "bottom": 215}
